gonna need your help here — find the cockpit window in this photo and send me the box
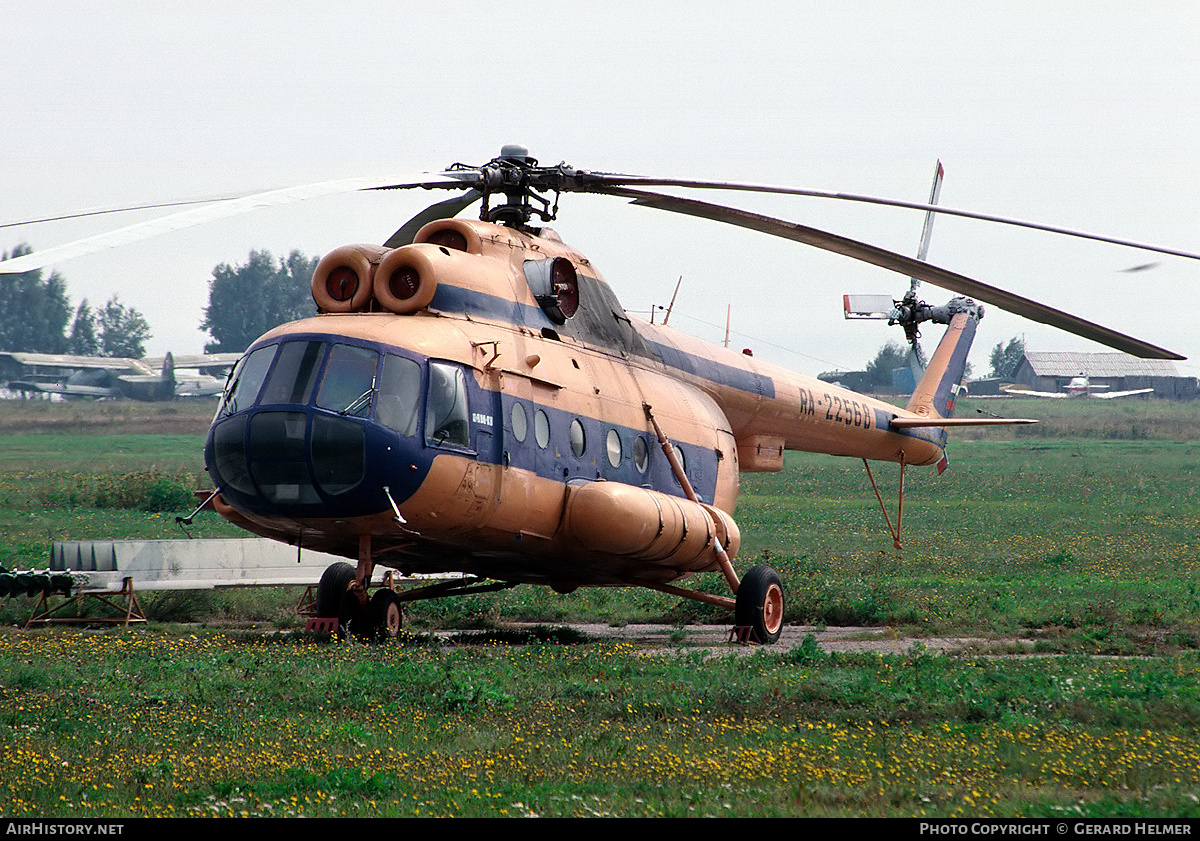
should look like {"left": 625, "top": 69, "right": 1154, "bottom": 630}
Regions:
{"left": 375, "top": 354, "right": 422, "bottom": 437}
{"left": 425, "top": 362, "right": 470, "bottom": 448}
{"left": 219, "top": 345, "right": 276, "bottom": 417}
{"left": 259, "top": 340, "right": 325, "bottom": 406}
{"left": 316, "top": 344, "right": 379, "bottom": 417}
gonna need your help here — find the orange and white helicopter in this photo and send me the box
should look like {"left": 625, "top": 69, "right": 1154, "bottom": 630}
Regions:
{"left": 3, "top": 146, "right": 1192, "bottom": 642}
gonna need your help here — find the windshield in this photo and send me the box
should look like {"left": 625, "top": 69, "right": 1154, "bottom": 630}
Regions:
{"left": 315, "top": 344, "right": 379, "bottom": 417}
{"left": 218, "top": 345, "right": 276, "bottom": 417}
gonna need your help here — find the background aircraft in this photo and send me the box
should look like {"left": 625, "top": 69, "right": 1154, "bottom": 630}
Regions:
{"left": 1002, "top": 378, "right": 1153, "bottom": 399}
{"left": 1, "top": 351, "right": 240, "bottom": 400}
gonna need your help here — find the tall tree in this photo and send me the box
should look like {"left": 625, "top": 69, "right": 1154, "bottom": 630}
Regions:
{"left": 0, "top": 244, "right": 72, "bottom": 353}
{"left": 97, "top": 295, "right": 151, "bottom": 358}
{"left": 989, "top": 336, "right": 1025, "bottom": 378}
{"left": 201, "top": 250, "right": 319, "bottom": 353}
{"left": 68, "top": 300, "right": 100, "bottom": 355}
{"left": 865, "top": 341, "right": 908, "bottom": 386}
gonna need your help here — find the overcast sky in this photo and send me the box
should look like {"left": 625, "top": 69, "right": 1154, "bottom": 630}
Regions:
{"left": 3, "top": 1, "right": 1198, "bottom": 379}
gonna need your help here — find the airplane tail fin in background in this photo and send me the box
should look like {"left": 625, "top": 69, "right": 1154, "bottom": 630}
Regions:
{"left": 159, "top": 351, "right": 176, "bottom": 400}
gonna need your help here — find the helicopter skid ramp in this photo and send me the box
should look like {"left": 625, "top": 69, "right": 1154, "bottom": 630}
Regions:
{"left": 51, "top": 539, "right": 351, "bottom": 593}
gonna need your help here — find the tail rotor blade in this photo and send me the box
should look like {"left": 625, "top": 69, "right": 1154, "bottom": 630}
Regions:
{"left": 843, "top": 294, "right": 895, "bottom": 320}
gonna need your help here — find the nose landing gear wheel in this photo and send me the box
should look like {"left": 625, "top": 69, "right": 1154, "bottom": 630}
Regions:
{"left": 371, "top": 589, "right": 404, "bottom": 639}
{"left": 316, "top": 562, "right": 356, "bottom": 618}
{"left": 735, "top": 565, "right": 785, "bottom": 644}
{"left": 338, "top": 591, "right": 373, "bottom": 641}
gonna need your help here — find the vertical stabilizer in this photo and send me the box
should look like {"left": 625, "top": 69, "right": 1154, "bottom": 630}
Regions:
{"left": 905, "top": 300, "right": 981, "bottom": 421}
{"left": 158, "top": 352, "right": 176, "bottom": 401}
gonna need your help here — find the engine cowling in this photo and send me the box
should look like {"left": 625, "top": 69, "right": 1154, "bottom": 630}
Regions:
{"left": 311, "top": 244, "right": 388, "bottom": 313}
{"left": 373, "top": 245, "right": 441, "bottom": 314}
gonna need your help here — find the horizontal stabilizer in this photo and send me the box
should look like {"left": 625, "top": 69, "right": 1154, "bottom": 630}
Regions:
{"left": 843, "top": 294, "right": 895, "bottom": 320}
{"left": 888, "top": 416, "right": 1037, "bottom": 428}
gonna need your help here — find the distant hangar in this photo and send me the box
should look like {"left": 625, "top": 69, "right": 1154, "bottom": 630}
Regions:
{"left": 1010, "top": 352, "right": 1195, "bottom": 400}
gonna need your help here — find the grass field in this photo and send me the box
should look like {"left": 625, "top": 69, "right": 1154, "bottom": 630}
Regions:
{"left": 1, "top": 397, "right": 1199, "bottom": 817}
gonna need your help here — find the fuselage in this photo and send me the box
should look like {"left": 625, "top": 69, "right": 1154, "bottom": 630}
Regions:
{"left": 204, "top": 218, "right": 950, "bottom": 589}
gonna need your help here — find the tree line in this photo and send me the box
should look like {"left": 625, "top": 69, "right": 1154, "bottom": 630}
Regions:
{"left": 2, "top": 244, "right": 318, "bottom": 358}
{"left": 863, "top": 335, "right": 1024, "bottom": 385}
{"left": 1, "top": 244, "right": 150, "bottom": 358}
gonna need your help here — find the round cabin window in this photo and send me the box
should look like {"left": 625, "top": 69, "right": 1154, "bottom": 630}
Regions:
{"left": 511, "top": 403, "right": 527, "bottom": 442}
{"left": 606, "top": 429, "right": 622, "bottom": 468}
{"left": 570, "top": 418, "right": 586, "bottom": 457}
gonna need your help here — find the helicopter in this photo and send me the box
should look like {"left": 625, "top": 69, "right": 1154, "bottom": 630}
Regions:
{"left": 2, "top": 145, "right": 1192, "bottom": 643}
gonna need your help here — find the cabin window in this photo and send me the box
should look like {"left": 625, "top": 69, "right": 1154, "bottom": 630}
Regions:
{"left": 259, "top": 340, "right": 324, "bottom": 406}
{"left": 316, "top": 344, "right": 379, "bottom": 417}
{"left": 252, "top": 461, "right": 321, "bottom": 505}
{"left": 606, "top": 429, "right": 622, "bottom": 468}
{"left": 375, "top": 354, "right": 422, "bottom": 437}
{"left": 633, "top": 435, "right": 649, "bottom": 474}
{"left": 570, "top": 419, "right": 586, "bottom": 457}
{"left": 219, "top": 344, "right": 276, "bottom": 417}
{"left": 425, "top": 363, "right": 470, "bottom": 448}
{"left": 534, "top": 409, "right": 550, "bottom": 448}
{"left": 511, "top": 403, "right": 528, "bottom": 443}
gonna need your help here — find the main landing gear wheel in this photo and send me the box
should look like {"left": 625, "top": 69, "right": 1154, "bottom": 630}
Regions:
{"left": 736, "top": 565, "right": 785, "bottom": 644}
{"left": 338, "top": 591, "right": 373, "bottom": 641}
{"left": 316, "top": 562, "right": 356, "bottom": 618}
{"left": 371, "top": 589, "right": 404, "bottom": 639}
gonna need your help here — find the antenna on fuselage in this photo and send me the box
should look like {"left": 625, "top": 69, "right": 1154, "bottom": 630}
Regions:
{"left": 662, "top": 275, "right": 683, "bottom": 326}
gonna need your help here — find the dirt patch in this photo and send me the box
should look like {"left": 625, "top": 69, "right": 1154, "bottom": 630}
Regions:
{"left": 506, "top": 622, "right": 1004, "bottom": 656}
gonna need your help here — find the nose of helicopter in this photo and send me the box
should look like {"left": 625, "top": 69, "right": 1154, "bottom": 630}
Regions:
{"left": 206, "top": 406, "right": 429, "bottom": 518}
{"left": 204, "top": 338, "right": 432, "bottom": 519}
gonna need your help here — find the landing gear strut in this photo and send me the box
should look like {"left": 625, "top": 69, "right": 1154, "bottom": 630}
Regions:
{"left": 642, "top": 403, "right": 786, "bottom": 644}
{"left": 309, "top": 558, "right": 522, "bottom": 640}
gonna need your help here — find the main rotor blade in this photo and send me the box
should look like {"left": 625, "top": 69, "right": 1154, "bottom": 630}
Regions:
{"left": 1, "top": 194, "right": 244, "bottom": 229}
{"left": 0, "top": 173, "right": 463, "bottom": 275}
{"left": 620, "top": 188, "right": 1184, "bottom": 360}
{"left": 383, "top": 189, "right": 481, "bottom": 248}
{"left": 589, "top": 176, "right": 1200, "bottom": 263}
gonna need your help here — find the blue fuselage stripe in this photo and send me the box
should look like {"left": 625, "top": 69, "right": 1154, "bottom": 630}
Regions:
{"left": 431, "top": 283, "right": 775, "bottom": 400}
{"left": 644, "top": 340, "right": 775, "bottom": 399}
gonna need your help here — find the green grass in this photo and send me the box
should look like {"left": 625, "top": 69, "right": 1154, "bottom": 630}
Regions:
{"left": 0, "top": 434, "right": 207, "bottom": 472}
{"left": 953, "top": 396, "right": 1200, "bottom": 442}
{"left": 2, "top": 629, "right": 1199, "bottom": 818}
